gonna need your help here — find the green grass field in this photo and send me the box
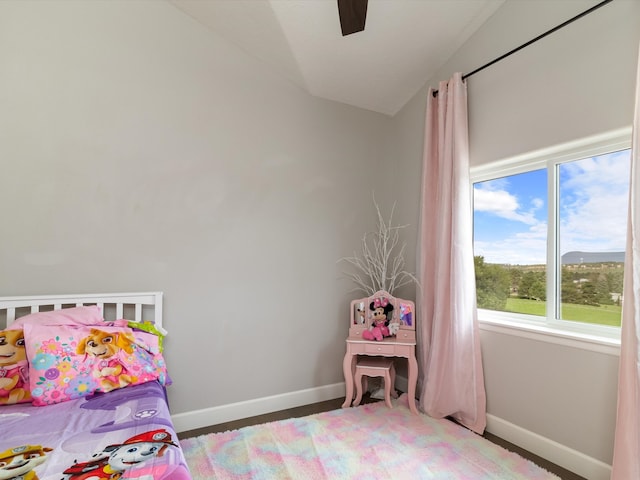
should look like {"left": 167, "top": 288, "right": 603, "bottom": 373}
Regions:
{"left": 505, "top": 298, "right": 621, "bottom": 327}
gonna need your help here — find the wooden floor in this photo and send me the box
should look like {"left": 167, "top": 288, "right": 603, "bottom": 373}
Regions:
{"left": 178, "top": 395, "right": 586, "bottom": 480}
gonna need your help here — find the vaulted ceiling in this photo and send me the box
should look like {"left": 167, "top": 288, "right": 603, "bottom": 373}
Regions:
{"left": 168, "top": 1, "right": 614, "bottom": 116}
{"left": 170, "top": 0, "right": 507, "bottom": 116}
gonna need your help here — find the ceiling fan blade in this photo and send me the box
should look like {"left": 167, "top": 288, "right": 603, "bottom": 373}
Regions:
{"left": 337, "top": 0, "right": 368, "bottom": 36}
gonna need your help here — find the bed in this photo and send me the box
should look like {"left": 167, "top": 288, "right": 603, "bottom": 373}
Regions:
{"left": 0, "top": 292, "right": 191, "bottom": 480}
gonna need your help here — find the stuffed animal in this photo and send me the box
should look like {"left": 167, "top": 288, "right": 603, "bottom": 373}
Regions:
{"left": 362, "top": 297, "right": 395, "bottom": 341}
{"left": 77, "top": 329, "right": 136, "bottom": 392}
{"left": 0, "top": 330, "right": 30, "bottom": 405}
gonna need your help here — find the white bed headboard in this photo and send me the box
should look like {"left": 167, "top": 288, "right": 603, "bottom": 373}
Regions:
{"left": 0, "top": 292, "right": 163, "bottom": 329}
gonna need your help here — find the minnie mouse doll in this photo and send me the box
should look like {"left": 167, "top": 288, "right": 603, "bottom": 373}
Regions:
{"left": 362, "top": 297, "right": 394, "bottom": 341}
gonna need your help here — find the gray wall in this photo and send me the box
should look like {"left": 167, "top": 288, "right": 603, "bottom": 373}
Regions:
{"left": 3, "top": 0, "right": 640, "bottom": 471}
{"left": 387, "top": 0, "right": 640, "bottom": 467}
{"left": 0, "top": 0, "right": 389, "bottom": 414}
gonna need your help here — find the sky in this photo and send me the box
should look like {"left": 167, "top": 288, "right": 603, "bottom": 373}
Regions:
{"left": 473, "top": 149, "right": 631, "bottom": 265}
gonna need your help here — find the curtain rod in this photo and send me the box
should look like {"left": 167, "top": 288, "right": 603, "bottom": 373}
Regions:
{"left": 432, "top": 0, "right": 614, "bottom": 97}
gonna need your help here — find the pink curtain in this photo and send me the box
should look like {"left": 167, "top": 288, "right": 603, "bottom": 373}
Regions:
{"left": 417, "top": 72, "right": 486, "bottom": 434}
{"left": 611, "top": 45, "right": 640, "bottom": 480}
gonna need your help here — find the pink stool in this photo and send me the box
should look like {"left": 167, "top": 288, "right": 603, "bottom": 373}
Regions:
{"left": 353, "top": 357, "right": 397, "bottom": 408}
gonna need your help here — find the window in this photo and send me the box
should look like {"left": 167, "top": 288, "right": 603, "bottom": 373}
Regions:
{"left": 471, "top": 129, "right": 631, "bottom": 342}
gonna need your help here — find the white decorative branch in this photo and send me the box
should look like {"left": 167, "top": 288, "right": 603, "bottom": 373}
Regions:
{"left": 338, "top": 198, "right": 419, "bottom": 296}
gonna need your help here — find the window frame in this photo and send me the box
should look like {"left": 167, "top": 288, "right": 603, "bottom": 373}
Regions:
{"left": 471, "top": 127, "right": 632, "bottom": 355}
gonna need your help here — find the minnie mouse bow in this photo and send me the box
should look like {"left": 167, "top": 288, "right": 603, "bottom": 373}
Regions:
{"left": 373, "top": 297, "right": 388, "bottom": 308}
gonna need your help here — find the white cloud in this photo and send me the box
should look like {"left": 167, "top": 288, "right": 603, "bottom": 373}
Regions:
{"left": 473, "top": 150, "right": 630, "bottom": 264}
{"left": 474, "top": 222, "right": 547, "bottom": 265}
{"left": 559, "top": 154, "right": 629, "bottom": 253}
{"left": 474, "top": 187, "right": 540, "bottom": 225}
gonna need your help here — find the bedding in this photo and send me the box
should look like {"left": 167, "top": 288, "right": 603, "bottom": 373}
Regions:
{"left": 0, "top": 380, "right": 190, "bottom": 479}
{"left": 7, "top": 306, "right": 105, "bottom": 329}
{"left": 24, "top": 323, "right": 167, "bottom": 406}
{"left": 0, "top": 292, "right": 191, "bottom": 480}
{"left": 0, "top": 307, "right": 110, "bottom": 407}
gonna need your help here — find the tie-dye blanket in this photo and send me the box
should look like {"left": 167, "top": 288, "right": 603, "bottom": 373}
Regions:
{"left": 180, "top": 394, "right": 559, "bottom": 479}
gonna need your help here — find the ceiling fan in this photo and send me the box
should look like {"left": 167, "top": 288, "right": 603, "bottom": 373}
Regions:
{"left": 337, "top": 0, "right": 368, "bottom": 36}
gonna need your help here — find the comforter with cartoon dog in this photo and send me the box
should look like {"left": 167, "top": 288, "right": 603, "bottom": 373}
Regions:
{"left": 0, "top": 381, "right": 191, "bottom": 480}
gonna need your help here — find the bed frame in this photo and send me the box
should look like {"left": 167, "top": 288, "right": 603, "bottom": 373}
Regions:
{"left": 0, "top": 291, "right": 163, "bottom": 329}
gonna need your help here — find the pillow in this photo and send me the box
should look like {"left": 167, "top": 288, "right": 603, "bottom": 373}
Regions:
{"left": 0, "top": 329, "right": 31, "bottom": 405}
{"left": 7, "top": 305, "right": 104, "bottom": 330}
{"left": 24, "top": 323, "right": 167, "bottom": 406}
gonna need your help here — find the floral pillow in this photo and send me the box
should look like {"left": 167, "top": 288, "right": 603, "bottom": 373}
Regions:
{"left": 0, "top": 329, "right": 31, "bottom": 405}
{"left": 23, "top": 323, "right": 167, "bottom": 406}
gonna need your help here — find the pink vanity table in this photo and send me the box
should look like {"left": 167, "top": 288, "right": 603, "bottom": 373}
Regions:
{"left": 342, "top": 291, "right": 419, "bottom": 415}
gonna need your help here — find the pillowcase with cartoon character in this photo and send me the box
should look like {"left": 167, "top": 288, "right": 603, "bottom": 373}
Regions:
{"left": 23, "top": 324, "right": 167, "bottom": 406}
{"left": 0, "top": 329, "right": 31, "bottom": 405}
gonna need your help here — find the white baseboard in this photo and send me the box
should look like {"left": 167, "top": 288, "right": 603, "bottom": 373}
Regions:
{"left": 172, "top": 375, "right": 411, "bottom": 435}
{"left": 395, "top": 374, "right": 408, "bottom": 394}
{"left": 172, "top": 382, "right": 346, "bottom": 434}
{"left": 486, "top": 414, "right": 612, "bottom": 480}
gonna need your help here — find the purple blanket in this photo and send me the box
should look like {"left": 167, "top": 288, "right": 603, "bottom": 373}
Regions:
{"left": 0, "top": 381, "right": 191, "bottom": 479}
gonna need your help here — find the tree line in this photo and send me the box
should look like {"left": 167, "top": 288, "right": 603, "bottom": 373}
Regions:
{"left": 474, "top": 256, "right": 624, "bottom": 311}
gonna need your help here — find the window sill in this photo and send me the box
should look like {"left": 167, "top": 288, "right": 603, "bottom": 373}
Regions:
{"left": 478, "top": 311, "right": 621, "bottom": 356}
